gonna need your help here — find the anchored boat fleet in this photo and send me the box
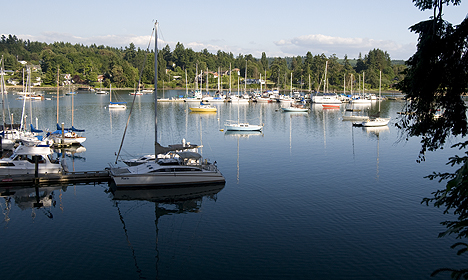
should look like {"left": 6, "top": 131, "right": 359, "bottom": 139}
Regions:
{"left": 0, "top": 22, "right": 394, "bottom": 187}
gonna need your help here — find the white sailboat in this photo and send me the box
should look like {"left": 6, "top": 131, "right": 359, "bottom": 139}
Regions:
{"left": 359, "top": 71, "right": 390, "bottom": 127}
{"left": 0, "top": 56, "right": 16, "bottom": 150}
{"left": 108, "top": 84, "right": 127, "bottom": 109}
{"left": 95, "top": 81, "right": 108, "bottom": 94}
{"left": 311, "top": 61, "right": 342, "bottom": 104}
{"left": 281, "top": 102, "right": 310, "bottom": 112}
{"left": 110, "top": 21, "right": 225, "bottom": 188}
{"left": 225, "top": 93, "right": 263, "bottom": 131}
{"left": 48, "top": 75, "right": 87, "bottom": 145}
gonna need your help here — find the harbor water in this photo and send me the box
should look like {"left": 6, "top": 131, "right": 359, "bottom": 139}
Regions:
{"left": 1, "top": 89, "right": 466, "bottom": 279}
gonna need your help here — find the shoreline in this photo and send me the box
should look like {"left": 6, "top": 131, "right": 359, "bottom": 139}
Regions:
{"left": 5, "top": 85, "right": 402, "bottom": 94}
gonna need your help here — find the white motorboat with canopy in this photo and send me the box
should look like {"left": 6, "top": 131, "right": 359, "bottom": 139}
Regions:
{"left": 109, "top": 21, "right": 225, "bottom": 188}
{"left": 0, "top": 143, "right": 62, "bottom": 175}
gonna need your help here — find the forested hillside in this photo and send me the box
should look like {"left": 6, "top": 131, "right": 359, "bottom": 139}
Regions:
{"left": 0, "top": 34, "right": 405, "bottom": 91}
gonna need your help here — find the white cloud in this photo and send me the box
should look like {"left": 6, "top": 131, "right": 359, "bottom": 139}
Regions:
{"left": 11, "top": 32, "right": 161, "bottom": 50}
{"left": 7, "top": 32, "right": 416, "bottom": 60}
{"left": 274, "top": 34, "right": 416, "bottom": 60}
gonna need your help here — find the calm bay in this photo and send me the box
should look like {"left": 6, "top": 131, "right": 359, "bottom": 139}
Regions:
{"left": 0, "top": 89, "right": 465, "bottom": 279}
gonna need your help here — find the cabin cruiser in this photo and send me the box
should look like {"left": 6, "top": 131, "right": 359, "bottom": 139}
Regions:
{"left": 0, "top": 144, "right": 62, "bottom": 175}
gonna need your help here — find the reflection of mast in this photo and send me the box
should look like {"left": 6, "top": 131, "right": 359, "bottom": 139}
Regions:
{"left": 115, "top": 201, "right": 145, "bottom": 279}
{"left": 224, "top": 131, "right": 262, "bottom": 183}
{"left": 236, "top": 135, "right": 239, "bottom": 183}
{"left": 110, "top": 184, "right": 224, "bottom": 279}
{"left": 376, "top": 134, "right": 380, "bottom": 180}
{"left": 289, "top": 115, "right": 292, "bottom": 155}
{"left": 1, "top": 196, "right": 11, "bottom": 226}
{"left": 322, "top": 109, "right": 327, "bottom": 149}
{"left": 364, "top": 126, "right": 389, "bottom": 179}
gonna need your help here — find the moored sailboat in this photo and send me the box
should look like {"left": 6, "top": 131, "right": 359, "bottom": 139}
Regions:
{"left": 109, "top": 21, "right": 225, "bottom": 188}
{"left": 108, "top": 84, "right": 127, "bottom": 109}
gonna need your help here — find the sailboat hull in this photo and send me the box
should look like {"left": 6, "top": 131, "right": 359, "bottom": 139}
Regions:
{"left": 110, "top": 169, "right": 226, "bottom": 188}
{"left": 224, "top": 123, "right": 263, "bottom": 131}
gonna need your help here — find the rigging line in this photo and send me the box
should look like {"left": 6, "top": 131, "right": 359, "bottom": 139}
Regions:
{"left": 115, "top": 24, "right": 156, "bottom": 164}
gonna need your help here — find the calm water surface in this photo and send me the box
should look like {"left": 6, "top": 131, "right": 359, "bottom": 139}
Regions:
{"left": 1, "top": 89, "right": 466, "bottom": 279}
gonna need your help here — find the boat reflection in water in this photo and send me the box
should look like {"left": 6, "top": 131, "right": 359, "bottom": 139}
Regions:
{"left": 224, "top": 130, "right": 263, "bottom": 183}
{"left": 0, "top": 185, "right": 67, "bottom": 223}
{"left": 109, "top": 182, "right": 225, "bottom": 203}
{"left": 224, "top": 130, "right": 263, "bottom": 138}
{"left": 108, "top": 182, "right": 225, "bottom": 279}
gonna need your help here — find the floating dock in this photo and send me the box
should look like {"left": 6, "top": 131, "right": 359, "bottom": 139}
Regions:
{"left": 0, "top": 170, "right": 111, "bottom": 186}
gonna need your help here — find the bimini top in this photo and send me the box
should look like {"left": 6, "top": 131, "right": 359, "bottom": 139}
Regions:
{"left": 12, "top": 144, "right": 53, "bottom": 156}
{"left": 177, "top": 151, "right": 202, "bottom": 160}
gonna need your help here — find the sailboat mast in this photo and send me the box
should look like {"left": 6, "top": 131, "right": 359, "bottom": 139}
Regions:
{"left": 363, "top": 72, "right": 365, "bottom": 95}
{"left": 290, "top": 72, "right": 292, "bottom": 97}
{"left": 56, "top": 67, "right": 60, "bottom": 124}
{"left": 323, "top": 61, "right": 328, "bottom": 93}
{"left": 71, "top": 87, "right": 74, "bottom": 127}
{"left": 244, "top": 60, "right": 247, "bottom": 94}
{"left": 379, "top": 70, "right": 381, "bottom": 112}
{"left": 1, "top": 56, "right": 5, "bottom": 128}
{"left": 343, "top": 73, "right": 346, "bottom": 95}
{"left": 154, "top": 21, "right": 158, "bottom": 156}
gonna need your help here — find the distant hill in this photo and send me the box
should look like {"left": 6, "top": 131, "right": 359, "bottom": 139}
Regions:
{"left": 338, "top": 58, "right": 406, "bottom": 67}
{"left": 269, "top": 57, "right": 406, "bottom": 68}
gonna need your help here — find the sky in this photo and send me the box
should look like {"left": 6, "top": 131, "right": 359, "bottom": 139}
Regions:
{"left": 3, "top": 0, "right": 467, "bottom": 60}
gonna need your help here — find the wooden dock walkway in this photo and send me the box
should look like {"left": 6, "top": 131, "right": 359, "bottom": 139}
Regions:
{"left": 0, "top": 170, "right": 111, "bottom": 186}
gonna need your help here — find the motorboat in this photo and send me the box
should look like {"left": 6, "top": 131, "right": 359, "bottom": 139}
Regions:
{"left": 0, "top": 143, "right": 62, "bottom": 175}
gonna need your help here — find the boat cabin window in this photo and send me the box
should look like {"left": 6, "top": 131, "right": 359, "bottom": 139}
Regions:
{"left": 157, "top": 159, "right": 180, "bottom": 166}
{"left": 48, "top": 155, "right": 59, "bottom": 164}
{"left": 150, "top": 167, "right": 201, "bottom": 173}
{"left": 20, "top": 155, "right": 46, "bottom": 164}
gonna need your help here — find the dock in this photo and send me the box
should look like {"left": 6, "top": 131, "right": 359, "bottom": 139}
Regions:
{"left": 0, "top": 170, "right": 111, "bottom": 186}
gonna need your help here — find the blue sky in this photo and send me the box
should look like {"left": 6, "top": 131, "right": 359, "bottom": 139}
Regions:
{"left": 3, "top": 0, "right": 467, "bottom": 60}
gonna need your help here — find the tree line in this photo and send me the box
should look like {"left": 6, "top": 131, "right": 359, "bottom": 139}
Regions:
{"left": 0, "top": 34, "right": 405, "bottom": 92}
